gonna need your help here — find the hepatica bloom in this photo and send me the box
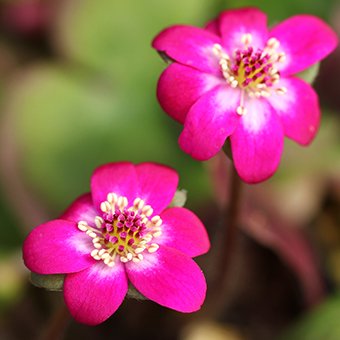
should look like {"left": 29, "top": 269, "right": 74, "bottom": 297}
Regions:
{"left": 152, "top": 7, "right": 338, "bottom": 183}
{"left": 23, "top": 162, "right": 210, "bottom": 325}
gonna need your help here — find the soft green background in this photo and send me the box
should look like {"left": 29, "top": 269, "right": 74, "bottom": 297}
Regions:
{"left": 0, "top": 0, "right": 339, "bottom": 337}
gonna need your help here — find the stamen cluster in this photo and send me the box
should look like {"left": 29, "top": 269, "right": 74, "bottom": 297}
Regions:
{"left": 213, "top": 34, "right": 287, "bottom": 115}
{"left": 77, "top": 193, "right": 162, "bottom": 267}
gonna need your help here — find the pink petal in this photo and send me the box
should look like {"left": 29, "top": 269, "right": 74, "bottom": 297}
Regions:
{"left": 267, "top": 77, "right": 320, "bottom": 145}
{"left": 179, "top": 85, "right": 240, "bottom": 160}
{"left": 270, "top": 15, "right": 338, "bottom": 75}
{"left": 91, "top": 162, "right": 138, "bottom": 211}
{"left": 152, "top": 25, "right": 222, "bottom": 74}
{"left": 205, "top": 18, "right": 220, "bottom": 36}
{"left": 230, "top": 99, "right": 284, "bottom": 183}
{"left": 136, "top": 163, "right": 178, "bottom": 215}
{"left": 159, "top": 207, "right": 210, "bottom": 257}
{"left": 23, "top": 220, "right": 94, "bottom": 274}
{"left": 157, "top": 63, "right": 222, "bottom": 124}
{"left": 61, "top": 193, "right": 97, "bottom": 227}
{"left": 219, "top": 7, "right": 268, "bottom": 52}
{"left": 126, "top": 246, "right": 206, "bottom": 313}
{"left": 64, "top": 262, "right": 128, "bottom": 325}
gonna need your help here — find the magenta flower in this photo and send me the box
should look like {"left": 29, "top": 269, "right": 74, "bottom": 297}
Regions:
{"left": 23, "top": 162, "right": 210, "bottom": 325}
{"left": 152, "top": 7, "right": 338, "bottom": 183}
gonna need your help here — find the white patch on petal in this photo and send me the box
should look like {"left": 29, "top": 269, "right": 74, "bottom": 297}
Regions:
{"left": 267, "top": 78, "right": 295, "bottom": 114}
{"left": 202, "top": 44, "right": 222, "bottom": 70}
{"left": 228, "top": 30, "right": 265, "bottom": 51}
{"left": 126, "top": 249, "right": 159, "bottom": 272}
{"left": 68, "top": 233, "right": 93, "bottom": 254}
{"left": 202, "top": 73, "right": 223, "bottom": 92}
{"left": 214, "top": 86, "right": 240, "bottom": 112}
{"left": 242, "top": 99, "right": 270, "bottom": 133}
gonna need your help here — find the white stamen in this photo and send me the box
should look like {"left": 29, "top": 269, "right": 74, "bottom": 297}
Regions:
{"left": 153, "top": 231, "right": 162, "bottom": 238}
{"left": 135, "top": 247, "right": 145, "bottom": 254}
{"left": 107, "top": 193, "right": 118, "bottom": 204}
{"left": 126, "top": 253, "right": 133, "bottom": 261}
{"left": 88, "top": 232, "right": 97, "bottom": 238}
{"left": 276, "top": 87, "right": 287, "bottom": 95}
{"left": 267, "top": 37, "right": 280, "bottom": 49}
{"left": 98, "top": 249, "right": 106, "bottom": 256}
{"left": 151, "top": 216, "right": 162, "bottom": 227}
{"left": 77, "top": 221, "right": 88, "bottom": 232}
{"left": 91, "top": 249, "right": 99, "bottom": 257}
{"left": 95, "top": 216, "right": 104, "bottom": 228}
{"left": 132, "top": 258, "right": 141, "bottom": 263}
{"left": 143, "top": 234, "right": 153, "bottom": 243}
{"left": 104, "top": 257, "right": 111, "bottom": 265}
{"left": 142, "top": 205, "right": 153, "bottom": 217}
{"left": 236, "top": 106, "right": 247, "bottom": 116}
{"left": 277, "top": 52, "right": 286, "bottom": 63}
{"left": 120, "top": 256, "right": 128, "bottom": 263}
{"left": 100, "top": 201, "right": 110, "bottom": 213}
{"left": 241, "top": 33, "right": 253, "bottom": 46}
{"left": 212, "top": 43, "right": 222, "bottom": 56}
{"left": 148, "top": 244, "right": 159, "bottom": 253}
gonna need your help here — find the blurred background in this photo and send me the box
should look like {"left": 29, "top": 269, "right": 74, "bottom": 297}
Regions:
{"left": 0, "top": 0, "right": 339, "bottom": 339}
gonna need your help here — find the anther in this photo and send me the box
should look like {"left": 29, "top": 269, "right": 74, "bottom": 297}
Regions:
{"left": 95, "top": 216, "right": 104, "bottom": 228}
{"left": 236, "top": 106, "right": 247, "bottom": 115}
{"left": 77, "top": 221, "right": 88, "bottom": 232}
{"left": 276, "top": 87, "right": 287, "bottom": 95}
{"left": 148, "top": 244, "right": 159, "bottom": 253}
{"left": 241, "top": 33, "right": 253, "bottom": 46}
{"left": 120, "top": 256, "right": 128, "bottom": 263}
{"left": 107, "top": 193, "right": 117, "bottom": 204}
{"left": 267, "top": 37, "right": 280, "bottom": 50}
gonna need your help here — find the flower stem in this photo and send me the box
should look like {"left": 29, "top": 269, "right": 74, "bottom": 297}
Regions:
{"left": 39, "top": 303, "right": 71, "bottom": 340}
{"left": 209, "top": 164, "right": 243, "bottom": 316}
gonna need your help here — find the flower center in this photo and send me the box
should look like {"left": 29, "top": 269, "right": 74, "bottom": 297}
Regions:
{"left": 77, "top": 193, "right": 162, "bottom": 267}
{"left": 213, "top": 33, "right": 287, "bottom": 115}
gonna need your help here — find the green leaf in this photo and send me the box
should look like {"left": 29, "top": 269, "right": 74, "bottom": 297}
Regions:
{"left": 281, "top": 293, "right": 340, "bottom": 340}
{"left": 169, "top": 189, "right": 187, "bottom": 208}
{"left": 127, "top": 284, "right": 147, "bottom": 301}
{"left": 297, "top": 63, "right": 320, "bottom": 84}
{"left": 30, "top": 272, "right": 64, "bottom": 291}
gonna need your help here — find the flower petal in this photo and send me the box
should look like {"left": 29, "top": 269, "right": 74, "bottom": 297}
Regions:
{"left": 126, "top": 246, "right": 206, "bottom": 313}
{"left": 135, "top": 163, "right": 178, "bottom": 215}
{"left": 219, "top": 7, "right": 268, "bottom": 52}
{"left": 23, "top": 220, "right": 94, "bottom": 274}
{"left": 205, "top": 18, "right": 220, "bottom": 36}
{"left": 152, "top": 25, "right": 221, "bottom": 74}
{"left": 270, "top": 15, "right": 338, "bottom": 75}
{"left": 61, "top": 193, "right": 97, "bottom": 227}
{"left": 267, "top": 77, "right": 320, "bottom": 145}
{"left": 159, "top": 207, "right": 210, "bottom": 257}
{"left": 64, "top": 262, "right": 128, "bottom": 325}
{"left": 179, "top": 85, "right": 240, "bottom": 160}
{"left": 157, "top": 63, "right": 222, "bottom": 123}
{"left": 91, "top": 162, "right": 138, "bottom": 211}
{"left": 230, "top": 99, "right": 284, "bottom": 183}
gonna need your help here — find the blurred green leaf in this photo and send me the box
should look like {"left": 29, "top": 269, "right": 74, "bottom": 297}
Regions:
{"left": 169, "top": 189, "right": 187, "bottom": 208}
{"left": 281, "top": 293, "right": 340, "bottom": 340}
{"left": 10, "top": 64, "right": 210, "bottom": 211}
{"left": 30, "top": 272, "right": 64, "bottom": 291}
{"left": 222, "top": 0, "right": 337, "bottom": 22}
{"left": 297, "top": 63, "right": 320, "bottom": 85}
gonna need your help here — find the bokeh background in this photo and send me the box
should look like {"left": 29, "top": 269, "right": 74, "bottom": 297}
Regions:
{"left": 0, "top": 0, "right": 339, "bottom": 339}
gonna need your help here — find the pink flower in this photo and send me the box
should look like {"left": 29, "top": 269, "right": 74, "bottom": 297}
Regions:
{"left": 23, "top": 162, "right": 210, "bottom": 325}
{"left": 152, "top": 7, "right": 338, "bottom": 183}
